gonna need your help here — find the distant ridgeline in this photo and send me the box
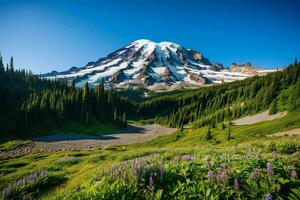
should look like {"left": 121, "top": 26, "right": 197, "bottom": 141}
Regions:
{"left": 0, "top": 53, "right": 299, "bottom": 140}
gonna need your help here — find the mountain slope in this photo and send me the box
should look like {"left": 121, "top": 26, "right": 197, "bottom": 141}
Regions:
{"left": 44, "top": 39, "right": 274, "bottom": 90}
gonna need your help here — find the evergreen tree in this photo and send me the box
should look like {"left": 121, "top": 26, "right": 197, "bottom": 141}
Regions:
{"left": 211, "top": 118, "right": 216, "bottom": 128}
{"left": 269, "top": 99, "right": 278, "bottom": 114}
{"left": 221, "top": 122, "right": 225, "bottom": 130}
{"left": 9, "top": 56, "right": 14, "bottom": 72}
{"left": 71, "top": 79, "right": 76, "bottom": 90}
{"left": 0, "top": 53, "right": 4, "bottom": 75}
{"left": 82, "top": 82, "right": 90, "bottom": 123}
{"left": 288, "top": 95, "right": 297, "bottom": 112}
{"left": 206, "top": 126, "right": 212, "bottom": 141}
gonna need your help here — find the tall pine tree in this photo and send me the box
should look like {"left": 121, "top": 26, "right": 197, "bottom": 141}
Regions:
{"left": 9, "top": 56, "right": 14, "bottom": 72}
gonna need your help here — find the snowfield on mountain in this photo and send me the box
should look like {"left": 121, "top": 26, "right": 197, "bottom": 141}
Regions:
{"left": 44, "top": 39, "right": 275, "bottom": 90}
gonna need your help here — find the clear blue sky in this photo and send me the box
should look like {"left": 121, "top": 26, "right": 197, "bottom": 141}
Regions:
{"left": 0, "top": 0, "right": 299, "bottom": 73}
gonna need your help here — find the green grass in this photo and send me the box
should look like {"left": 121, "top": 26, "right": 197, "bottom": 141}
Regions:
{"left": 0, "top": 109, "right": 299, "bottom": 199}
{"left": 53, "top": 149, "right": 300, "bottom": 200}
{"left": 133, "top": 109, "right": 300, "bottom": 149}
{"left": 0, "top": 140, "right": 30, "bottom": 152}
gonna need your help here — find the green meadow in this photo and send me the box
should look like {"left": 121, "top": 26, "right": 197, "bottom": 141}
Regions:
{"left": 1, "top": 109, "right": 299, "bottom": 199}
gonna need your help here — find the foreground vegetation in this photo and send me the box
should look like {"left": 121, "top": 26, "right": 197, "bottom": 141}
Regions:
{"left": 54, "top": 148, "right": 300, "bottom": 200}
{"left": 1, "top": 109, "right": 300, "bottom": 199}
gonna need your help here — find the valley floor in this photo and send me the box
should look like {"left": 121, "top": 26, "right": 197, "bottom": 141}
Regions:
{"left": 0, "top": 124, "right": 175, "bottom": 158}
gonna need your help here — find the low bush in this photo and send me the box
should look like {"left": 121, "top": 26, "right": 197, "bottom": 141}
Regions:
{"left": 267, "top": 142, "right": 299, "bottom": 154}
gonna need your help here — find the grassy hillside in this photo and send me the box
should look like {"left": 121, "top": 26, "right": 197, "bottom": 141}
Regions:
{"left": 0, "top": 109, "right": 299, "bottom": 199}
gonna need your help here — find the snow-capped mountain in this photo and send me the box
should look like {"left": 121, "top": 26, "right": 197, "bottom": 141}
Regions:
{"left": 44, "top": 39, "right": 274, "bottom": 90}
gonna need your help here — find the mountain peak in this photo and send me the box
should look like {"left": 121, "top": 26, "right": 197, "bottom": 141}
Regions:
{"left": 131, "top": 39, "right": 154, "bottom": 45}
{"left": 43, "top": 39, "right": 273, "bottom": 90}
{"left": 130, "top": 39, "right": 181, "bottom": 49}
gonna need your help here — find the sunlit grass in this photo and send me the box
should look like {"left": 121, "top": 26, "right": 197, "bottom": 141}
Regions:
{"left": 0, "top": 110, "right": 300, "bottom": 199}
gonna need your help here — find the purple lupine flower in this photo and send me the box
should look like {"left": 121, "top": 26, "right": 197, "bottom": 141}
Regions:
{"left": 159, "top": 163, "right": 164, "bottom": 181}
{"left": 14, "top": 170, "right": 46, "bottom": 188}
{"left": 233, "top": 178, "right": 240, "bottom": 189}
{"left": 217, "top": 168, "right": 222, "bottom": 175}
{"left": 250, "top": 168, "right": 261, "bottom": 181}
{"left": 149, "top": 172, "right": 154, "bottom": 187}
{"left": 219, "top": 171, "right": 227, "bottom": 183}
{"left": 137, "top": 159, "right": 143, "bottom": 171}
{"left": 217, "top": 168, "right": 227, "bottom": 183}
{"left": 291, "top": 169, "right": 298, "bottom": 179}
{"left": 207, "top": 170, "right": 214, "bottom": 181}
{"left": 131, "top": 159, "right": 136, "bottom": 177}
{"left": 204, "top": 156, "right": 211, "bottom": 167}
{"left": 182, "top": 155, "right": 193, "bottom": 161}
{"left": 267, "top": 162, "right": 274, "bottom": 176}
{"left": 2, "top": 186, "right": 10, "bottom": 199}
{"left": 266, "top": 192, "right": 273, "bottom": 200}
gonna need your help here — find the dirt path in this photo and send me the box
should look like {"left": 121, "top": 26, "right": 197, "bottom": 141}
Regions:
{"left": 232, "top": 110, "right": 287, "bottom": 125}
{"left": 0, "top": 124, "right": 176, "bottom": 157}
{"left": 267, "top": 128, "right": 300, "bottom": 137}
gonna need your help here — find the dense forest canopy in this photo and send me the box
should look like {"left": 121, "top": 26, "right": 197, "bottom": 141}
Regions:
{"left": 0, "top": 53, "right": 299, "bottom": 141}
{"left": 0, "top": 54, "right": 134, "bottom": 140}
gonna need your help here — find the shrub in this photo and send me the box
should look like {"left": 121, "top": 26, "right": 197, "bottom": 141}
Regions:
{"left": 266, "top": 143, "right": 299, "bottom": 154}
{"left": 278, "top": 143, "right": 299, "bottom": 154}
{"left": 2, "top": 171, "right": 66, "bottom": 199}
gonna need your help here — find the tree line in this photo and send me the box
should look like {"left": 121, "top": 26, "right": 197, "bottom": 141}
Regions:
{"left": 0, "top": 54, "right": 135, "bottom": 139}
{"left": 0, "top": 52, "right": 299, "bottom": 140}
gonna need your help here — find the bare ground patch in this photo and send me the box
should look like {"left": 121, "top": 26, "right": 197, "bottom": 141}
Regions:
{"left": 232, "top": 110, "right": 287, "bottom": 125}
{"left": 0, "top": 124, "right": 176, "bottom": 157}
{"left": 267, "top": 128, "right": 300, "bottom": 137}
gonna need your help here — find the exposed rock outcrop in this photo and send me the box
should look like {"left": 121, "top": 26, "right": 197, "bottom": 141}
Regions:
{"left": 189, "top": 73, "right": 210, "bottom": 85}
{"left": 109, "top": 70, "right": 127, "bottom": 83}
